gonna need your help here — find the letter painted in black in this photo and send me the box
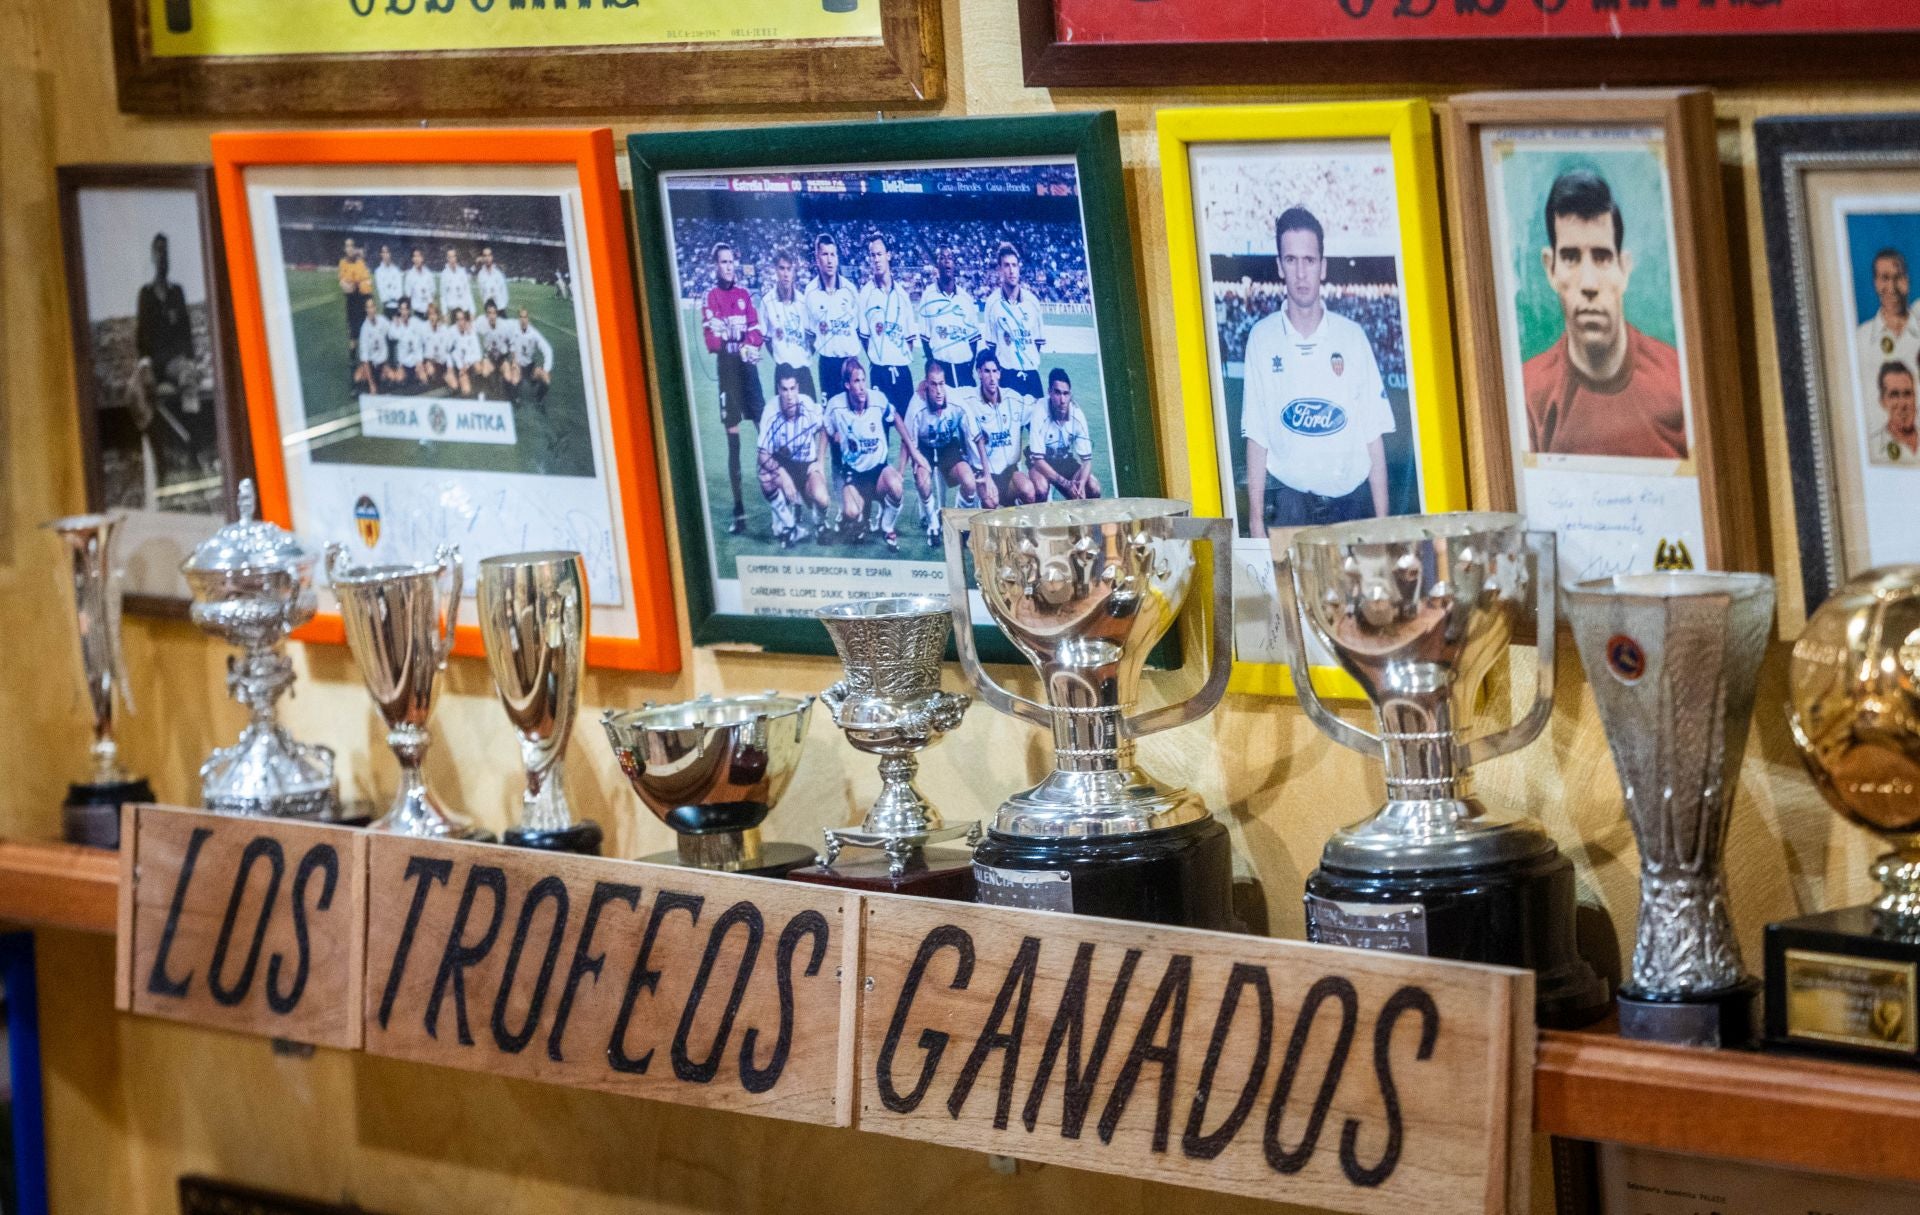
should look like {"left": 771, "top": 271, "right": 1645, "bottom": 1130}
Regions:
{"left": 1341, "top": 985, "right": 1438, "bottom": 1187}
{"left": 946, "top": 935, "right": 1040, "bottom": 1127}
{"left": 672, "top": 901, "right": 765, "bottom": 1084}
{"left": 875, "top": 925, "right": 974, "bottom": 1114}
{"left": 145, "top": 826, "right": 214, "bottom": 998}
{"left": 607, "top": 890, "right": 704, "bottom": 1074}
{"left": 548, "top": 881, "right": 640, "bottom": 1062}
{"left": 376, "top": 856, "right": 452, "bottom": 1030}
{"left": 490, "top": 875, "right": 570, "bottom": 1054}
{"left": 424, "top": 864, "right": 507, "bottom": 1045}
{"left": 1182, "top": 962, "right": 1274, "bottom": 1160}
{"left": 208, "top": 837, "right": 286, "bottom": 1007}
{"left": 740, "top": 909, "right": 829, "bottom": 1094}
{"left": 1022, "top": 943, "right": 1140, "bottom": 1137}
{"left": 1263, "top": 975, "right": 1359, "bottom": 1173}
{"left": 267, "top": 843, "right": 339, "bottom": 1015}
{"left": 1096, "top": 954, "right": 1193, "bottom": 1151}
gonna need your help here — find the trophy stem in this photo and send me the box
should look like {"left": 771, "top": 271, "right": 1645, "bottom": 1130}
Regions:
{"left": 868, "top": 753, "right": 937, "bottom": 836}
{"left": 521, "top": 758, "right": 576, "bottom": 832}
{"left": 678, "top": 827, "right": 762, "bottom": 871}
{"left": 89, "top": 736, "right": 128, "bottom": 786}
{"left": 1872, "top": 847, "right": 1920, "bottom": 937}
{"left": 1048, "top": 704, "right": 1133, "bottom": 774}
{"left": 1629, "top": 871, "right": 1744, "bottom": 995}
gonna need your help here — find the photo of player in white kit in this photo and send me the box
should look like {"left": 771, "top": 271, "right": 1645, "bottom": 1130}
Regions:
{"left": 374, "top": 245, "right": 404, "bottom": 319}
{"left": 760, "top": 248, "right": 815, "bottom": 401}
{"left": 919, "top": 244, "right": 983, "bottom": 389}
{"left": 509, "top": 307, "right": 555, "bottom": 407}
{"left": 805, "top": 232, "right": 861, "bottom": 403}
{"left": 390, "top": 298, "right": 433, "bottom": 390}
{"left": 438, "top": 247, "right": 475, "bottom": 321}
{"left": 902, "top": 362, "right": 983, "bottom": 547}
{"left": 475, "top": 246, "right": 510, "bottom": 313}
{"left": 956, "top": 348, "right": 1036, "bottom": 508}
{"left": 355, "top": 296, "right": 391, "bottom": 395}
{"left": 404, "top": 248, "right": 436, "bottom": 316}
{"left": 1028, "top": 368, "right": 1102, "bottom": 500}
{"left": 859, "top": 230, "right": 920, "bottom": 413}
{"left": 985, "top": 242, "right": 1047, "bottom": 398}
{"left": 757, "top": 368, "right": 832, "bottom": 549}
{"left": 823, "top": 359, "right": 907, "bottom": 551}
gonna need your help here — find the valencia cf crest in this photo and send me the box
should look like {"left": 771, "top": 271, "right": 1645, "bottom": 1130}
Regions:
{"left": 1331, "top": 352, "right": 1346, "bottom": 376}
{"left": 353, "top": 495, "right": 381, "bottom": 548}
{"left": 1884, "top": 335, "right": 1897, "bottom": 355}
{"left": 429, "top": 403, "right": 449, "bottom": 436}
{"left": 1270, "top": 355, "right": 1284, "bottom": 373}
{"left": 1653, "top": 538, "right": 1693, "bottom": 571}
{"left": 1605, "top": 633, "right": 1647, "bottom": 684}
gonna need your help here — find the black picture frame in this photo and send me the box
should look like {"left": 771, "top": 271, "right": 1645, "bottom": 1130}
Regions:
{"left": 628, "top": 112, "right": 1163, "bottom": 660}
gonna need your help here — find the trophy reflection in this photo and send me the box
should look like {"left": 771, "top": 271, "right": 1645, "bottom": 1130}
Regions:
{"left": 479, "top": 551, "right": 601, "bottom": 855}
{"left": 46, "top": 513, "right": 151, "bottom": 847}
{"left": 330, "top": 544, "right": 482, "bottom": 839}
{"left": 945, "top": 498, "right": 1237, "bottom": 930}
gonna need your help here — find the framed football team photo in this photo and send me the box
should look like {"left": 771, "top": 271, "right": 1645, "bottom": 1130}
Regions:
{"left": 1444, "top": 90, "right": 1755, "bottom": 593}
{"left": 1758, "top": 113, "right": 1920, "bottom": 622}
{"left": 212, "top": 128, "right": 678, "bottom": 672}
{"left": 57, "top": 163, "right": 248, "bottom": 616}
{"left": 1159, "top": 100, "right": 1467, "bottom": 698}
{"left": 630, "top": 112, "right": 1159, "bottom": 658}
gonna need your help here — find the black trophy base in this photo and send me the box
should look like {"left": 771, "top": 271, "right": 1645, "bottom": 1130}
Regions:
{"left": 1618, "top": 979, "right": 1760, "bottom": 1048}
{"left": 1305, "top": 846, "right": 1610, "bottom": 1030}
{"left": 1764, "top": 906, "right": 1920, "bottom": 1069}
{"left": 62, "top": 778, "right": 154, "bottom": 850}
{"left": 638, "top": 841, "right": 818, "bottom": 879}
{"left": 971, "top": 817, "right": 1238, "bottom": 931}
{"left": 504, "top": 821, "right": 604, "bottom": 856}
{"left": 788, "top": 846, "right": 977, "bottom": 900}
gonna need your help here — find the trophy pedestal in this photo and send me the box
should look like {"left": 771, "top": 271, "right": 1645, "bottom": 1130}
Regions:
{"left": 1618, "top": 979, "right": 1760, "bottom": 1048}
{"left": 972, "top": 817, "right": 1237, "bottom": 931}
{"left": 1763, "top": 907, "right": 1920, "bottom": 1068}
{"left": 62, "top": 778, "right": 153, "bottom": 850}
{"left": 505, "top": 821, "right": 604, "bottom": 856}
{"left": 638, "top": 841, "right": 817, "bottom": 879}
{"left": 788, "top": 845, "right": 977, "bottom": 899}
{"left": 1305, "top": 845, "right": 1610, "bottom": 1029}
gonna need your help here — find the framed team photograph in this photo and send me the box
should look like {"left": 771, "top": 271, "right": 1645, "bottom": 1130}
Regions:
{"left": 56, "top": 163, "right": 248, "bottom": 616}
{"left": 630, "top": 112, "right": 1159, "bottom": 658}
{"left": 1758, "top": 113, "right": 1920, "bottom": 623}
{"left": 213, "top": 129, "right": 679, "bottom": 673}
{"left": 1159, "top": 101, "right": 1468, "bottom": 698}
{"left": 1443, "top": 90, "right": 1756, "bottom": 595}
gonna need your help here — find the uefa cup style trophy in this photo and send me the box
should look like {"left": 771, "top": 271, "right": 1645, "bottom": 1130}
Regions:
{"left": 46, "top": 513, "right": 152, "bottom": 847}
{"left": 1768, "top": 565, "right": 1920, "bottom": 1066}
{"left": 603, "top": 693, "right": 816, "bottom": 874}
{"left": 1278, "top": 512, "right": 1607, "bottom": 1027}
{"left": 478, "top": 551, "right": 601, "bottom": 855}
{"left": 181, "top": 480, "right": 338, "bottom": 819}
{"left": 1567, "top": 572, "right": 1775, "bottom": 1047}
{"left": 330, "top": 544, "right": 484, "bottom": 840}
{"left": 788, "top": 596, "right": 979, "bottom": 898}
{"left": 944, "top": 499, "right": 1237, "bottom": 930}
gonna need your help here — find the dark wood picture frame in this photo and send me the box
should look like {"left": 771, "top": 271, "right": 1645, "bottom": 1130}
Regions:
{"left": 110, "top": 0, "right": 942, "bottom": 116}
{"left": 56, "top": 163, "right": 249, "bottom": 618}
{"left": 1440, "top": 89, "right": 1758, "bottom": 580}
{"left": 628, "top": 112, "right": 1163, "bottom": 660}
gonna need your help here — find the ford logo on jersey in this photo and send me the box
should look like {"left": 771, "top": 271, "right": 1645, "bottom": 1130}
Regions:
{"left": 1280, "top": 398, "right": 1347, "bottom": 436}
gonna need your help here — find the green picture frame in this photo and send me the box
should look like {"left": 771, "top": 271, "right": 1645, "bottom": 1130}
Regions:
{"left": 629, "top": 112, "right": 1162, "bottom": 659}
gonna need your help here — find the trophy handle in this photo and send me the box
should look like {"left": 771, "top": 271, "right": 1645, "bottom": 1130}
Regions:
{"left": 941, "top": 508, "right": 1052, "bottom": 730}
{"left": 433, "top": 544, "right": 462, "bottom": 669}
{"left": 1467, "top": 528, "right": 1558, "bottom": 766}
{"left": 1129, "top": 515, "right": 1233, "bottom": 737}
{"left": 1275, "top": 549, "right": 1379, "bottom": 758}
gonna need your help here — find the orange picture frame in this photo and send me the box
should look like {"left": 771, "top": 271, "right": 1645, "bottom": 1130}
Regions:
{"left": 211, "top": 128, "right": 679, "bottom": 673}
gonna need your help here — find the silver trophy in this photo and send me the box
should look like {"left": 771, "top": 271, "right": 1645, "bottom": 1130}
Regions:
{"left": 181, "top": 480, "right": 338, "bottom": 819}
{"left": 943, "top": 499, "right": 1237, "bottom": 929}
{"left": 329, "top": 544, "right": 480, "bottom": 839}
{"left": 602, "top": 693, "right": 816, "bottom": 874}
{"left": 1566, "top": 572, "right": 1774, "bottom": 1046}
{"left": 1278, "top": 512, "right": 1606, "bottom": 1026}
{"left": 478, "top": 551, "right": 600, "bottom": 855}
{"left": 46, "top": 513, "right": 152, "bottom": 847}
{"left": 815, "top": 596, "right": 977, "bottom": 877}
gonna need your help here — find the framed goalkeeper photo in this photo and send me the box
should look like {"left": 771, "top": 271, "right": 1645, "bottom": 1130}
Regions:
{"left": 630, "top": 112, "right": 1161, "bottom": 658}
{"left": 212, "top": 128, "right": 678, "bottom": 673}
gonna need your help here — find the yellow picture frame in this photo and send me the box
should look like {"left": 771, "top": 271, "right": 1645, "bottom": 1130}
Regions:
{"left": 1158, "top": 100, "right": 1469, "bottom": 700}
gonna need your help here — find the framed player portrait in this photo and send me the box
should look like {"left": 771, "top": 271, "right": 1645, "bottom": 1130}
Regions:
{"left": 1443, "top": 90, "right": 1755, "bottom": 597}
{"left": 1758, "top": 112, "right": 1920, "bottom": 625}
{"left": 212, "top": 128, "right": 679, "bottom": 673}
{"left": 1159, "top": 101, "right": 1467, "bottom": 699}
{"left": 56, "top": 163, "right": 250, "bottom": 616}
{"left": 630, "top": 112, "right": 1160, "bottom": 659}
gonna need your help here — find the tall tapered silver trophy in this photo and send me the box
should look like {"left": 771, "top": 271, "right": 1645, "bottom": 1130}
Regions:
{"left": 1278, "top": 512, "right": 1606, "bottom": 1027}
{"left": 1566, "top": 572, "right": 1774, "bottom": 1046}
{"left": 479, "top": 551, "right": 600, "bottom": 854}
{"left": 181, "top": 480, "right": 338, "bottom": 819}
{"left": 788, "top": 595, "right": 978, "bottom": 898}
{"left": 944, "top": 498, "right": 1237, "bottom": 930}
{"left": 46, "top": 513, "right": 151, "bottom": 847}
{"left": 330, "top": 544, "right": 483, "bottom": 839}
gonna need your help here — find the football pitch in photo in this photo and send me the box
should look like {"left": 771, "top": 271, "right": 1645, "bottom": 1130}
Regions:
{"left": 284, "top": 267, "right": 597, "bottom": 479}
{"left": 680, "top": 302, "right": 1117, "bottom": 580}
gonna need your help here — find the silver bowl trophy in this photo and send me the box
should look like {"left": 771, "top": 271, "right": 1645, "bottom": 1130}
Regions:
{"left": 181, "top": 480, "right": 339, "bottom": 819}
{"left": 603, "top": 693, "right": 815, "bottom": 875}
{"left": 1277, "top": 512, "right": 1606, "bottom": 1027}
{"left": 478, "top": 552, "right": 601, "bottom": 855}
{"left": 330, "top": 544, "right": 485, "bottom": 840}
{"left": 1769, "top": 565, "right": 1920, "bottom": 1066}
{"left": 787, "top": 596, "right": 979, "bottom": 899}
{"left": 944, "top": 498, "right": 1237, "bottom": 930}
{"left": 1566, "top": 572, "right": 1775, "bottom": 1047}
{"left": 46, "top": 513, "right": 151, "bottom": 847}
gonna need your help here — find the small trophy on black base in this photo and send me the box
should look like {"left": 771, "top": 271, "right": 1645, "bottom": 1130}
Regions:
{"left": 1768, "top": 566, "right": 1920, "bottom": 1067}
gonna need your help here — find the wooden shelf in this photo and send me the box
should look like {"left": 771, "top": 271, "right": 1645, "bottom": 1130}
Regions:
{"left": 1536, "top": 1025, "right": 1920, "bottom": 1183}
{"left": 0, "top": 838, "right": 120, "bottom": 934}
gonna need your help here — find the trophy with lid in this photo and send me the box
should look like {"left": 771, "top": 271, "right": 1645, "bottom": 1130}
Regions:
{"left": 1769, "top": 566, "right": 1920, "bottom": 1066}
{"left": 181, "top": 480, "right": 338, "bottom": 819}
{"left": 1277, "top": 512, "right": 1607, "bottom": 1027}
{"left": 943, "top": 498, "right": 1237, "bottom": 930}
{"left": 46, "top": 513, "right": 152, "bottom": 847}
